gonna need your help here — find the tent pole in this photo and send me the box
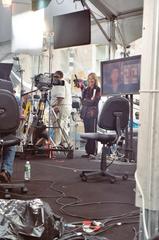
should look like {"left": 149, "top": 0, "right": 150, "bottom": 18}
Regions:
{"left": 84, "top": 1, "right": 111, "bottom": 44}
{"left": 109, "top": 20, "right": 116, "bottom": 59}
{"left": 135, "top": 0, "right": 159, "bottom": 239}
{"left": 115, "top": 20, "right": 128, "bottom": 49}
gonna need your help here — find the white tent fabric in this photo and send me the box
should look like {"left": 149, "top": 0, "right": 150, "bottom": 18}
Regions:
{"left": 116, "top": 15, "right": 143, "bottom": 46}
{"left": 12, "top": 9, "right": 44, "bottom": 54}
{"left": 0, "top": 4, "right": 12, "bottom": 43}
{"left": 89, "top": 0, "right": 143, "bottom": 45}
{"left": 93, "top": 0, "right": 143, "bottom": 16}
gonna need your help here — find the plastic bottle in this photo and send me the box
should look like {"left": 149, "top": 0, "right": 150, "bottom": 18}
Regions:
{"left": 24, "top": 161, "right": 31, "bottom": 181}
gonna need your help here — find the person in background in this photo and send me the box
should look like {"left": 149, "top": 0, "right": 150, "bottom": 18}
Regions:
{"left": 80, "top": 73, "right": 101, "bottom": 158}
{"left": 0, "top": 146, "right": 16, "bottom": 183}
{"left": 51, "top": 70, "right": 72, "bottom": 147}
{"left": 13, "top": 89, "right": 21, "bottom": 109}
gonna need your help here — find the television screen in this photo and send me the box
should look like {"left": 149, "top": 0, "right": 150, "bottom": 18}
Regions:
{"left": 101, "top": 55, "right": 141, "bottom": 95}
{"left": 53, "top": 10, "right": 91, "bottom": 49}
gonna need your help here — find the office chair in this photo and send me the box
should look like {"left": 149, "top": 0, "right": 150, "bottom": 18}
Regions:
{"left": 80, "top": 96, "right": 129, "bottom": 183}
{"left": 0, "top": 80, "right": 28, "bottom": 198}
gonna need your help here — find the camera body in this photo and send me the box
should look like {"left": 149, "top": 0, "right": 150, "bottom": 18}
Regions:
{"left": 34, "top": 73, "right": 65, "bottom": 91}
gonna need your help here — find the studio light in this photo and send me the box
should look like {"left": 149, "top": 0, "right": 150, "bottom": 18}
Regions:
{"left": 2, "top": 0, "right": 12, "bottom": 7}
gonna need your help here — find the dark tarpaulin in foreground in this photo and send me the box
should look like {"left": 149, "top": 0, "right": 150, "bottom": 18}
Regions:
{"left": 0, "top": 198, "right": 110, "bottom": 240}
{"left": 0, "top": 198, "right": 63, "bottom": 240}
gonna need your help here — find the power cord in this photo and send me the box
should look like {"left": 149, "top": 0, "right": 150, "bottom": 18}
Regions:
{"left": 135, "top": 171, "right": 149, "bottom": 239}
{"left": 2, "top": 179, "right": 139, "bottom": 221}
{"left": 58, "top": 200, "right": 138, "bottom": 220}
{"left": 0, "top": 179, "right": 139, "bottom": 239}
{"left": 132, "top": 226, "right": 140, "bottom": 240}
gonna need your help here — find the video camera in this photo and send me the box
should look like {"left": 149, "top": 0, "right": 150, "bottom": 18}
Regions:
{"left": 34, "top": 73, "right": 65, "bottom": 91}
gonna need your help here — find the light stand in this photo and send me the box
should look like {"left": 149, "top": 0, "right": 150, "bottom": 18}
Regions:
{"left": 48, "top": 33, "right": 54, "bottom": 145}
{"left": 13, "top": 56, "right": 24, "bottom": 101}
{"left": 43, "top": 33, "right": 73, "bottom": 158}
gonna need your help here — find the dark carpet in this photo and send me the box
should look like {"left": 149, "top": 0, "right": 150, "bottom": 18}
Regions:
{"left": 0, "top": 150, "right": 139, "bottom": 240}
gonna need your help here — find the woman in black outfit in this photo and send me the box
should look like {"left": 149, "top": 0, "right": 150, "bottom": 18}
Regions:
{"left": 81, "top": 73, "right": 101, "bottom": 158}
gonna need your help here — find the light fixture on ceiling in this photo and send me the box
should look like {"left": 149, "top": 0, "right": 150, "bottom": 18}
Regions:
{"left": 2, "top": 0, "right": 12, "bottom": 7}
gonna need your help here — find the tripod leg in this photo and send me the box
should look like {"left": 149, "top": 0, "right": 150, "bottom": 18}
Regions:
{"left": 51, "top": 108, "right": 72, "bottom": 148}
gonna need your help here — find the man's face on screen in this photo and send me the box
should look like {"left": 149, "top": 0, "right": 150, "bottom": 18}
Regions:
{"left": 111, "top": 68, "right": 119, "bottom": 82}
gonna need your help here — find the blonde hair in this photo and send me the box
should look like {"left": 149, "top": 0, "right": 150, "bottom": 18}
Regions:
{"left": 88, "top": 72, "right": 99, "bottom": 87}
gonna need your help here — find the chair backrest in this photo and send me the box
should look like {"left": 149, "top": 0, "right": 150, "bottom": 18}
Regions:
{"left": 0, "top": 79, "right": 13, "bottom": 93}
{"left": 0, "top": 88, "right": 20, "bottom": 134}
{"left": 98, "top": 96, "right": 129, "bottom": 131}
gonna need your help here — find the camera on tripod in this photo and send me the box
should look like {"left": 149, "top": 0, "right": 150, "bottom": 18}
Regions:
{"left": 34, "top": 73, "right": 65, "bottom": 91}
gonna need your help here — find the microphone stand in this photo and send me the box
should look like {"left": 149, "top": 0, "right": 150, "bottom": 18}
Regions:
{"left": 13, "top": 56, "right": 24, "bottom": 101}
{"left": 44, "top": 32, "right": 54, "bottom": 157}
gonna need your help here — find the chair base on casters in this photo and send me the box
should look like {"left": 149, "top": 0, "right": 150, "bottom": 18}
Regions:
{"left": 80, "top": 144, "right": 129, "bottom": 184}
{"left": 80, "top": 170, "right": 128, "bottom": 183}
{"left": 80, "top": 170, "right": 116, "bottom": 183}
{"left": 0, "top": 182, "right": 28, "bottom": 199}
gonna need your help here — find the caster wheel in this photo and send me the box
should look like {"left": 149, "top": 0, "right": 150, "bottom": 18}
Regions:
{"left": 21, "top": 186, "right": 28, "bottom": 194}
{"left": 80, "top": 173, "right": 87, "bottom": 182}
{"left": 110, "top": 177, "right": 116, "bottom": 184}
{"left": 122, "top": 174, "right": 128, "bottom": 181}
{"left": 66, "top": 150, "right": 74, "bottom": 159}
{"left": 80, "top": 173, "right": 83, "bottom": 178}
{"left": 81, "top": 175, "right": 87, "bottom": 182}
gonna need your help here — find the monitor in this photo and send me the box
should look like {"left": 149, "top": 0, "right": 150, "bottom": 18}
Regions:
{"left": 101, "top": 55, "right": 141, "bottom": 95}
{"left": 53, "top": 9, "right": 91, "bottom": 49}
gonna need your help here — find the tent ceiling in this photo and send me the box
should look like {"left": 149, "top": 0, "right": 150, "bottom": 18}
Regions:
{"left": 0, "top": 5, "right": 12, "bottom": 43}
{"left": 90, "top": 0, "right": 143, "bottom": 18}
{"left": 89, "top": 0, "right": 143, "bottom": 46}
{"left": 0, "top": 0, "right": 143, "bottom": 50}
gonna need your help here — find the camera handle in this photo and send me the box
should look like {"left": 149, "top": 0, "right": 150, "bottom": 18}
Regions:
{"left": 21, "top": 89, "right": 38, "bottom": 97}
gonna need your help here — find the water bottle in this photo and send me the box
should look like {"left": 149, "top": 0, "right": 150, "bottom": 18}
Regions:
{"left": 24, "top": 161, "right": 31, "bottom": 181}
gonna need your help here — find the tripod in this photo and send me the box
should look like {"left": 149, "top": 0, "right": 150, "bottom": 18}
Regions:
{"left": 46, "top": 91, "right": 74, "bottom": 158}
{"left": 21, "top": 88, "right": 73, "bottom": 159}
